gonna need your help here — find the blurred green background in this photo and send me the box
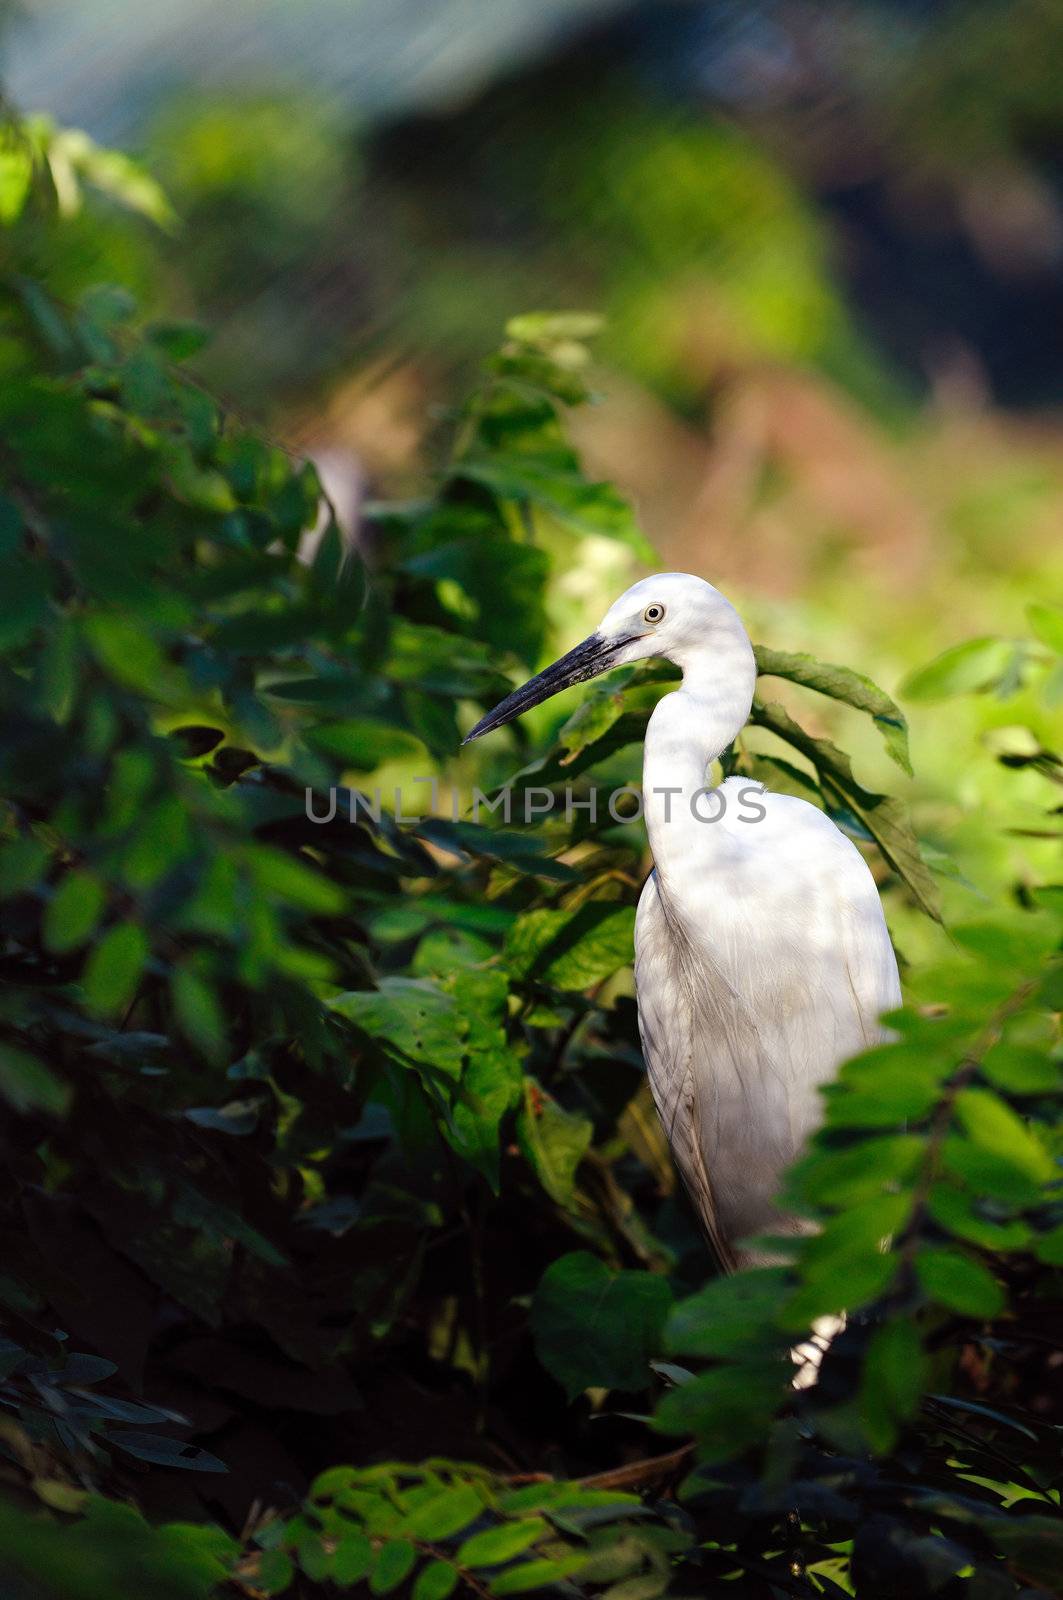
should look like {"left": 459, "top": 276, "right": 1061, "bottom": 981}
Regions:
{"left": 3, "top": 0, "right": 1061, "bottom": 935}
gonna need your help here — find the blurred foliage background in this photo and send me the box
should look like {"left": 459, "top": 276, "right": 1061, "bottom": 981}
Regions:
{"left": 1, "top": 2, "right": 1062, "bottom": 1597}
{"left": 6, "top": 0, "right": 1063, "bottom": 789}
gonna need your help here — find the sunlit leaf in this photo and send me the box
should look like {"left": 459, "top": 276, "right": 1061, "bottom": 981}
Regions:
{"left": 505, "top": 903, "right": 636, "bottom": 990}
{"left": 458, "top": 1519, "right": 546, "bottom": 1567}
{"left": 1027, "top": 602, "right": 1063, "bottom": 655}
{"left": 517, "top": 1079, "right": 592, "bottom": 1207}
{"left": 754, "top": 646, "right": 912, "bottom": 773}
{"left": 952, "top": 1089, "right": 1054, "bottom": 1185}
{"left": 900, "top": 637, "right": 1016, "bottom": 702}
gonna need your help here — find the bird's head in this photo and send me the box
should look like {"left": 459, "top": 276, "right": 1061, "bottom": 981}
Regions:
{"left": 462, "top": 572, "right": 747, "bottom": 744}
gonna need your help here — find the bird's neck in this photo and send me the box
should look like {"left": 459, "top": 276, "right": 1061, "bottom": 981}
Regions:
{"left": 642, "top": 633, "right": 756, "bottom": 884}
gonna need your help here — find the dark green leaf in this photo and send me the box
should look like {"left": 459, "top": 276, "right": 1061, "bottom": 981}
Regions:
{"left": 257, "top": 1549, "right": 294, "bottom": 1595}
{"left": 333, "top": 1530, "right": 373, "bottom": 1585}
{"left": 109, "top": 1431, "right": 228, "bottom": 1472}
{"left": 370, "top": 1540, "right": 417, "bottom": 1595}
{"left": 82, "top": 922, "right": 149, "bottom": 1018}
{"left": 666, "top": 1269, "right": 790, "bottom": 1360}
{"left": 532, "top": 1254, "right": 671, "bottom": 1399}
{"left": 915, "top": 1249, "right": 1005, "bottom": 1317}
{"left": 859, "top": 1320, "right": 928, "bottom": 1452}
{"left": 0, "top": 1044, "right": 69, "bottom": 1116}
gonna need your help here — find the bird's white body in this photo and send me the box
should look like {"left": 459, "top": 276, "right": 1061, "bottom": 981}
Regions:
{"left": 635, "top": 779, "right": 899, "bottom": 1267}
{"left": 467, "top": 571, "right": 902, "bottom": 1269}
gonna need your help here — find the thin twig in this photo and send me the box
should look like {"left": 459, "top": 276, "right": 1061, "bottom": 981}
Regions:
{"left": 576, "top": 1443, "right": 693, "bottom": 1492}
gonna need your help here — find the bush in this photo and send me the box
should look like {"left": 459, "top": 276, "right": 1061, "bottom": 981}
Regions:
{"left": 0, "top": 119, "right": 1060, "bottom": 1600}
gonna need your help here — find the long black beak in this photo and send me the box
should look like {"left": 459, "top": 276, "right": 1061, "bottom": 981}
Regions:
{"left": 462, "top": 633, "right": 632, "bottom": 745}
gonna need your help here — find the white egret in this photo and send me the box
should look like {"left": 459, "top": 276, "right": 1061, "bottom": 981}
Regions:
{"left": 464, "top": 573, "right": 901, "bottom": 1273}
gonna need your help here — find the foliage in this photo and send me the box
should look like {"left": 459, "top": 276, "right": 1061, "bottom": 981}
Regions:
{"left": 1, "top": 123, "right": 1061, "bottom": 1600}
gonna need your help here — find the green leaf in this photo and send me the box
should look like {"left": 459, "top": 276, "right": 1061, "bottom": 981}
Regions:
{"left": 900, "top": 637, "right": 1015, "bottom": 702}
{"left": 398, "top": 1484, "right": 484, "bottom": 1540}
{"left": 601, "top": 1575, "right": 668, "bottom": 1600}
{"left": 171, "top": 967, "right": 227, "bottom": 1062}
{"left": 927, "top": 1186, "right": 1032, "bottom": 1252}
{"left": 305, "top": 718, "right": 423, "bottom": 770}
{"left": 245, "top": 844, "right": 346, "bottom": 914}
{"left": 309, "top": 1466, "right": 357, "bottom": 1500}
{"left": 557, "top": 673, "right": 633, "bottom": 762}
{"left": 952, "top": 1089, "right": 1054, "bottom": 1185}
{"left": 665, "top": 1268, "right": 789, "bottom": 1360}
{"left": 402, "top": 536, "right": 550, "bottom": 669}
{"left": 506, "top": 312, "right": 605, "bottom": 344}
{"left": 73, "top": 136, "right": 177, "bottom": 228}
{"left": 532, "top": 1254, "right": 671, "bottom": 1399}
{"left": 941, "top": 1137, "right": 1043, "bottom": 1206}
{"left": 0, "top": 555, "right": 49, "bottom": 647}
{"left": 1033, "top": 1225, "right": 1063, "bottom": 1266}
{"left": 82, "top": 922, "right": 149, "bottom": 1018}
{"left": 333, "top": 1530, "right": 373, "bottom": 1585}
{"left": 781, "top": 1246, "right": 897, "bottom": 1330}
{"left": 330, "top": 978, "right": 464, "bottom": 1078}
{"left": 783, "top": 1135, "right": 923, "bottom": 1210}
{"left": 0, "top": 834, "right": 49, "bottom": 896}
{"left": 979, "top": 1044, "right": 1060, "bottom": 1096}
{"left": 298, "top": 1536, "right": 331, "bottom": 1581}
{"left": 516, "top": 1079, "right": 593, "bottom": 1207}
{"left": 1027, "top": 601, "right": 1063, "bottom": 654}
{"left": 445, "top": 969, "right": 523, "bottom": 1190}
{"left": 257, "top": 1549, "right": 294, "bottom": 1595}
{"left": 83, "top": 613, "right": 179, "bottom": 699}
{"left": 859, "top": 1320, "right": 928, "bottom": 1452}
{"left": 505, "top": 903, "right": 636, "bottom": 990}
{"left": 402, "top": 689, "right": 460, "bottom": 758}
{"left": 0, "top": 1044, "right": 70, "bottom": 1116}
{"left": 824, "top": 1063, "right": 941, "bottom": 1127}
{"left": 654, "top": 1364, "right": 785, "bottom": 1461}
{"left": 489, "top": 1554, "right": 588, "bottom": 1595}
{"left": 805, "top": 1196, "right": 911, "bottom": 1276}
{"left": 0, "top": 132, "right": 33, "bottom": 222}
{"left": 413, "top": 1560, "right": 459, "bottom": 1600}
{"left": 915, "top": 1248, "right": 1004, "bottom": 1317}
{"left": 458, "top": 1519, "right": 546, "bottom": 1567}
{"left": 451, "top": 460, "right": 654, "bottom": 563}
{"left": 754, "top": 646, "right": 912, "bottom": 773}
{"left": 370, "top": 1540, "right": 417, "bottom": 1595}
{"left": 147, "top": 321, "right": 208, "bottom": 361}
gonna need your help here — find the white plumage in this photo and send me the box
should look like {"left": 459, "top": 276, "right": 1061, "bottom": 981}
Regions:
{"left": 466, "top": 572, "right": 901, "bottom": 1270}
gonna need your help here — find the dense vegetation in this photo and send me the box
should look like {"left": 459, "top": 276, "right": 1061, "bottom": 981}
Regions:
{"left": 1, "top": 116, "right": 1061, "bottom": 1600}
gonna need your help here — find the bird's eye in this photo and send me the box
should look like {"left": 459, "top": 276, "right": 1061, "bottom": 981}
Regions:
{"left": 643, "top": 603, "right": 665, "bottom": 624}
